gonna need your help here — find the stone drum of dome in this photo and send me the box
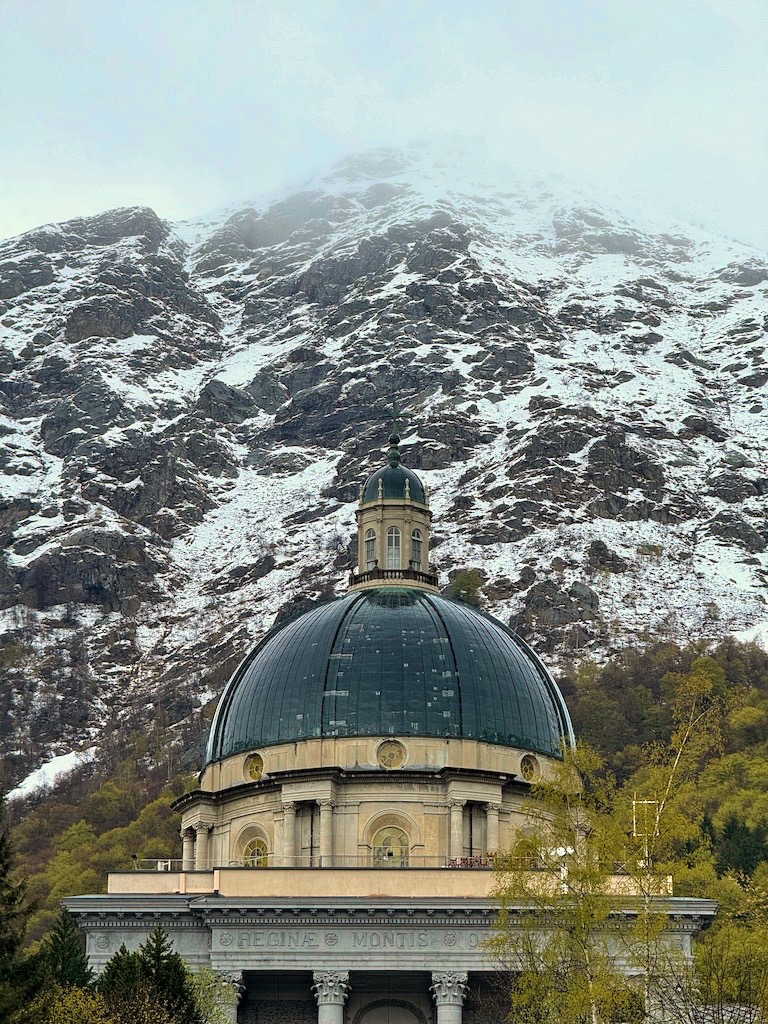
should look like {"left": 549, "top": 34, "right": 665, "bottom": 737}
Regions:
{"left": 206, "top": 587, "right": 573, "bottom": 763}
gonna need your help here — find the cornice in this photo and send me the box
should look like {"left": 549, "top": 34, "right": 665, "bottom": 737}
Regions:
{"left": 177, "top": 764, "right": 530, "bottom": 809}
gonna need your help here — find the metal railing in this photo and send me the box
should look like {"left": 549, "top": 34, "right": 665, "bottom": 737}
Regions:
{"left": 349, "top": 567, "right": 438, "bottom": 587}
{"left": 132, "top": 854, "right": 499, "bottom": 871}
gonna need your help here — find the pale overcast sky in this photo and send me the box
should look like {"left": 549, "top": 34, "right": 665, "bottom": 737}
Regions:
{"left": 1, "top": 0, "right": 767, "bottom": 247}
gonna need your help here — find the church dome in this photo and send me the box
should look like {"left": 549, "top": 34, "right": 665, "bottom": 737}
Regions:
{"left": 362, "top": 463, "right": 426, "bottom": 504}
{"left": 206, "top": 587, "right": 574, "bottom": 765}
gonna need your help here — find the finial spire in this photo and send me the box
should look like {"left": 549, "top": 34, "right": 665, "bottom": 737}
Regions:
{"left": 387, "top": 400, "right": 403, "bottom": 467}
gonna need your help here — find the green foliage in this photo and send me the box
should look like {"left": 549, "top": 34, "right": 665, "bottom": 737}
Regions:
{"left": 565, "top": 638, "right": 768, "bottom": 776}
{"left": 0, "top": 642, "right": 25, "bottom": 669}
{"left": 491, "top": 746, "right": 668, "bottom": 1024}
{"left": 189, "top": 967, "right": 237, "bottom": 1024}
{"left": 18, "top": 787, "right": 185, "bottom": 943}
{"left": 0, "top": 794, "right": 46, "bottom": 1022}
{"left": 98, "top": 928, "right": 202, "bottom": 1024}
{"left": 36, "top": 985, "right": 116, "bottom": 1024}
{"left": 43, "top": 908, "right": 93, "bottom": 989}
{"left": 97, "top": 944, "right": 145, "bottom": 1006}
{"left": 446, "top": 568, "right": 484, "bottom": 606}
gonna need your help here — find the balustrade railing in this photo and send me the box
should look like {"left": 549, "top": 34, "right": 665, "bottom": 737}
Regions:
{"left": 349, "top": 567, "right": 438, "bottom": 587}
{"left": 133, "top": 854, "right": 500, "bottom": 871}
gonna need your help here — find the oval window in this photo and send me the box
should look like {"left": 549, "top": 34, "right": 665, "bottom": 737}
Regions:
{"left": 245, "top": 753, "right": 264, "bottom": 782}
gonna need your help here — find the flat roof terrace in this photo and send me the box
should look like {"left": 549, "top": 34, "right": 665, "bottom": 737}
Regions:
{"left": 107, "top": 866, "right": 673, "bottom": 900}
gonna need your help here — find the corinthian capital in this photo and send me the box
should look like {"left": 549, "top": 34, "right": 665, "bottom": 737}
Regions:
{"left": 430, "top": 971, "right": 469, "bottom": 1005}
{"left": 312, "top": 970, "right": 350, "bottom": 1005}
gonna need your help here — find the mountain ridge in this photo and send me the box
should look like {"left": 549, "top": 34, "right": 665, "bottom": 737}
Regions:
{"left": 1, "top": 146, "right": 766, "bottom": 788}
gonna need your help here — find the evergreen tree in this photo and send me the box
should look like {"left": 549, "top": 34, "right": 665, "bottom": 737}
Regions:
{"left": 97, "top": 944, "right": 145, "bottom": 1007}
{"left": 98, "top": 930, "right": 202, "bottom": 1024}
{"left": 44, "top": 907, "right": 93, "bottom": 989}
{"left": 137, "top": 927, "right": 201, "bottom": 1024}
{"left": 0, "top": 794, "right": 44, "bottom": 1023}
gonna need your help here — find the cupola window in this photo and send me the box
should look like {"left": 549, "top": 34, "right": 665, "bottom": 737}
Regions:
{"left": 243, "top": 836, "right": 268, "bottom": 868}
{"left": 365, "top": 529, "right": 377, "bottom": 570}
{"left": 411, "top": 529, "right": 423, "bottom": 571}
{"left": 372, "top": 826, "right": 409, "bottom": 867}
{"left": 386, "top": 527, "right": 401, "bottom": 569}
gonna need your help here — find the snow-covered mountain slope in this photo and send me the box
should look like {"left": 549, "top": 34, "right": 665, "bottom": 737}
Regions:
{"left": 1, "top": 146, "right": 767, "bottom": 784}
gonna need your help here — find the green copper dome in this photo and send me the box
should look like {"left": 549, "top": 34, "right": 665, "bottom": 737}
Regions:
{"left": 206, "top": 588, "right": 574, "bottom": 764}
{"left": 362, "top": 464, "right": 426, "bottom": 504}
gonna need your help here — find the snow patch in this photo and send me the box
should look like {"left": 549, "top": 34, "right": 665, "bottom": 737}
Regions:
{"left": 7, "top": 748, "right": 97, "bottom": 802}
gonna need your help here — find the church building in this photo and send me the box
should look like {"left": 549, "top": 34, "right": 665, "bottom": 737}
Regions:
{"left": 67, "top": 431, "right": 716, "bottom": 1023}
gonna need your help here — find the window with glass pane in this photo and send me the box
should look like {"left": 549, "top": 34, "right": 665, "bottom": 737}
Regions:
{"left": 372, "top": 826, "right": 409, "bottom": 867}
{"left": 243, "top": 837, "right": 268, "bottom": 867}
{"left": 365, "top": 529, "right": 376, "bottom": 570}
{"left": 386, "top": 527, "right": 401, "bottom": 569}
{"left": 411, "top": 529, "right": 423, "bottom": 571}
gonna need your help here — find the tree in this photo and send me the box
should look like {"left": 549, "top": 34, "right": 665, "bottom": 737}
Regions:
{"left": 189, "top": 968, "right": 237, "bottom": 1024}
{"left": 446, "top": 568, "right": 484, "bottom": 606}
{"left": 98, "top": 928, "right": 202, "bottom": 1024}
{"left": 0, "top": 794, "right": 45, "bottom": 1022}
{"left": 97, "top": 944, "right": 145, "bottom": 1008}
{"left": 489, "top": 654, "right": 753, "bottom": 1024}
{"left": 137, "top": 927, "right": 201, "bottom": 1024}
{"left": 45, "top": 986, "right": 116, "bottom": 1024}
{"left": 489, "top": 746, "right": 650, "bottom": 1024}
{"left": 44, "top": 908, "right": 93, "bottom": 989}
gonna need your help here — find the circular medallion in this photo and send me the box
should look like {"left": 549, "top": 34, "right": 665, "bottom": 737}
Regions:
{"left": 245, "top": 753, "right": 264, "bottom": 782}
{"left": 377, "top": 740, "right": 406, "bottom": 769}
{"left": 520, "top": 754, "right": 539, "bottom": 782}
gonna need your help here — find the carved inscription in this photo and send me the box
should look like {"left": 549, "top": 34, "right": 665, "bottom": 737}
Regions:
{"left": 351, "top": 931, "right": 429, "bottom": 949}
{"left": 216, "top": 927, "right": 487, "bottom": 953}
{"left": 232, "top": 930, "right": 320, "bottom": 949}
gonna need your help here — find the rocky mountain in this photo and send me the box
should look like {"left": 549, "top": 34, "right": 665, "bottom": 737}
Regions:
{"left": 2, "top": 145, "right": 767, "bottom": 788}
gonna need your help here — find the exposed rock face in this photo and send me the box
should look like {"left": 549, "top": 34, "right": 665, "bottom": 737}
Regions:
{"left": 1, "top": 147, "right": 767, "bottom": 785}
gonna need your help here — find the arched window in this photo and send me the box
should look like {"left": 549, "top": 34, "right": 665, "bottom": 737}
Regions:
{"left": 243, "top": 837, "right": 268, "bottom": 867}
{"left": 372, "top": 826, "right": 409, "bottom": 867}
{"left": 411, "top": 529, "right": 423, "bottom": 571}
{"left": 386, "top": 527, "right": 401, "bottom": 569}
{"left": 365, "top": 529, "right": 377, "bottom": 570}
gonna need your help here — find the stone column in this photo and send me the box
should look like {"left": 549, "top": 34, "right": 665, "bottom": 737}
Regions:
{"left": 319, "top": 800, "right": 334, "bottom": 865}
{"left": 312, "top": 970, "right": 350, "bottom": 1024}
{"left": 282, "top": 802, "right": 296, "bottom": 866}
{"left": 216, "top": 971, "right": 244, "bottom": 1024}
{"left": 181, "top": 828, "right": 195, "bottom": 871}
{"left": 195, "top": 824, "right": 212, "bottom": 870}
{"left": 485, "top": 803, "right": 500, "bottom": 855}
{"left": 431, "top": 971, "right": 468, "bottom": 1024}
{"left": 450, "top": 800, "right": 465, "bottom": 860}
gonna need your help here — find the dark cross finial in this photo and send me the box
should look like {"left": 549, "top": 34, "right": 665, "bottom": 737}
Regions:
{"left": 389, "top": 400, "right": 403, "bottom": 436}
{"left": 386, "top": 401, "right": 404, "bottom": 466}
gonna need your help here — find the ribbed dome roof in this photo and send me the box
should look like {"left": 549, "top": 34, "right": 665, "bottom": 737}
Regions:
{"left": 206, "top": 588, "right": 574, "bottom": 764}
{"left": 362, "top": 464, "right": 426, "bottom": 504}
